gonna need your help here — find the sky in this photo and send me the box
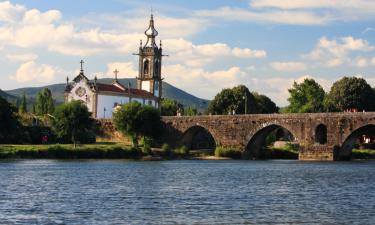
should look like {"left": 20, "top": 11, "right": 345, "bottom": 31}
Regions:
{"left": 0, "top": 0, "right": 374, "bottom": 106}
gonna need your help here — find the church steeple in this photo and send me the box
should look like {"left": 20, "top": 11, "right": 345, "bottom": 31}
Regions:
{"left": 136, "top": 14, "right": 163, "bottom": 108}
{"left": 144, "top": 14, "right": 159, "bottom": 48}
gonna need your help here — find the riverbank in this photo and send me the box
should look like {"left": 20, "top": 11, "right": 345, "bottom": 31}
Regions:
{"left": 0, "top": 144, "right": 373, "bottom": 160}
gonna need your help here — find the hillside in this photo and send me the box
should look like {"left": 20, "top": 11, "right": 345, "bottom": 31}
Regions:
{"left": 5, "top": 78, "right": 209, "bottom": 111}
{"left": 0, "top": 89, "right": 18, "bottom": 104}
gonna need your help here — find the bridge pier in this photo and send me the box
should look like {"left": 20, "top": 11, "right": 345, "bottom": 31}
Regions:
{"left": 298, "top": 145, "right": 334, "bottom": 161}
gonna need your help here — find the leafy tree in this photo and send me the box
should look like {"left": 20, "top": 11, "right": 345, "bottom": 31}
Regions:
{"left": 184, "top": 107, "right": 198, "bottom": 116}
{"left": 325, "top": 77, "right": 375, "bottom": 112}
{"left": 35, "top": 88, "right": 55, "bottom": 115}
{"left": 19, "top": 93, "right": 27, "bottom": 114}
{"left": 113, "top": 102, "right": 162, "bottom": 147}
{"left": 52, "top": 101, "right": 94, "bottom": 148}
{"left": 252, "top": 92, "right": 279, "bottom": 113}
{"left": 0, "top": 96, "right": 21, "bottom": 143}
{"left": 284, "top": 78, "right": 326, "bottom": 113}
{"left": 161, "top": 98, "right": 183, "bottom": 116}
{"left": 208, "top": 85, "right": 257, "bottom": 115}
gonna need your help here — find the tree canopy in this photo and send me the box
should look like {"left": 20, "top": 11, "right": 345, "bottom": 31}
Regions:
{"left": 113, "top": 102, "right": 162, "bottom": 147}
{"left": 19, "top": 92, "right": 27, "bottom": 114}
{"left": 325, "top": 77, "right": 375, "bottom": 112}
{"left": 0, "top": 96, "right": 21, "bottom": 143}
{"left": 284, "top": 78, "right": 326, "bottom": 113}
{"left": 252, "top": 92, "right": 279, "bottom": 113}
{"left": 208, "top": 85, "right": 257, "bottom": 115}
{"left": 35, "top": 88, "right": 55, "bottom": 115}
{"left": 52, "top": 100, "right": 94, "bottom": 147}
{"left": 161, "top": 98, "right": 183, "bottom": 116}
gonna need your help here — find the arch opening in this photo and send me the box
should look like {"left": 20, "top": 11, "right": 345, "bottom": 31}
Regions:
{"left": 315, "top": 124, "right": 327, "bottom": 144}
{"left": 143, "top": 59, "right": 149, "bottom": 75}
{"left": 245, "top": 125, "right": 298, "bottom": 160}
{"left": 338, "top": 124, "right": 375, "bottom": 160}
{"left": 180, "top": 126, "right": 216, "bottom": 151}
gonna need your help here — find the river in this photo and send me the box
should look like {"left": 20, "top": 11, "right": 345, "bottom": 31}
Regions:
{"left": 0, "top": 160, "right": 374, "bottom": 224}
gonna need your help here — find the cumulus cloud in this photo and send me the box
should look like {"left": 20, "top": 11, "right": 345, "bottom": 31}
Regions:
{"left": 10, "top": 61, "right": 58, "bottom": 83}
{"left": 305, "top": 36, "right": 374, "bottom": 67}
{"left": 6, "top": 53, "right": 38, "bottom": 62}
{"left": 270, "top": 61, "right": 307, "bottom": 72}
{"left": 103, "top": 62, "right": 138, "bottom": 78}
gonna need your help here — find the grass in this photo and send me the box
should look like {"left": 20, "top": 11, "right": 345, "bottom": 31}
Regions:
{"left": 214, "top": 146, "right": 242, "bottom": 159}
{"left": 0, "top": 142, "right": 142, "bottom": 159}
{"left": 352, "top": 149, "right": 375, "bottom": 159}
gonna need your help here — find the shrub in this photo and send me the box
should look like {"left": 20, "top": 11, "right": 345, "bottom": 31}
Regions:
{"left": 215, "top": 146, "right": 242, "bottom": 159}
{"left": 174, "top": 145, "right": 189, "bottom": 156}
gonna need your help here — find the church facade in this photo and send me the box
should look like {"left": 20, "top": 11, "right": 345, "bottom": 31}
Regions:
{"left": 64, "top": 15, "right": 163, "bottom": 119}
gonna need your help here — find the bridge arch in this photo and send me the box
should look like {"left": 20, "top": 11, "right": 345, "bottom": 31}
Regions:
{"left": 315, "top": 124, "right": 327, "bottom": 144}
{"left": 337, "top": 124, "right": 375, "bottom": 160}
{"left": 244, "top": 123, "right": 298, "bottom": 159}
{"left": 180, "top": 125, "right": 217, "bottom": 150}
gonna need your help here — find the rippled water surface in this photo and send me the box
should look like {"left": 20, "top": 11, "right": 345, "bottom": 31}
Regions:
{"left": 0, "top": 160, "right": 374, "bottom": 224}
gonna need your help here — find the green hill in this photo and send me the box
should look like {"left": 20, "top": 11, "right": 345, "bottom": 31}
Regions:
{"left": 0, "top": 89, "right": 18, "bottom": 104}
{"left": 5, "top": 78, "right": 209, "bottom": 111}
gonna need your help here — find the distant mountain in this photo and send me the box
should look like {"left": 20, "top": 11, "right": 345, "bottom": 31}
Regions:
{"left": 5, "top": 78, "right": 210, "bottom": 111}
{"left": 0, "top": 89, "right": 18, "bottom": 104}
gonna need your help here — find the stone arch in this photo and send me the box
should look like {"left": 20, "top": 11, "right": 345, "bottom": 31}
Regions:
{"left": 337, "top": 124, "right": 375, "bottom": 160}
{"left": 180, "top": 125, "right": 217, "bottom": 150}
{"left": 245, "top": 124, "right": 298, "bottom": 159}
{"left": 315, "top": 124, "right": 327, "bottom": 144}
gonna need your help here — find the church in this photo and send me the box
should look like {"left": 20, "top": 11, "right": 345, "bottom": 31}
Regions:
{"left": 64, "top": 15, "right": 163, "bottom": 119}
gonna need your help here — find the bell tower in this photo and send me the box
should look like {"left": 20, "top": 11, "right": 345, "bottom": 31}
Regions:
{"left": 136, "top": 14, "right": 163, "bottom": 107}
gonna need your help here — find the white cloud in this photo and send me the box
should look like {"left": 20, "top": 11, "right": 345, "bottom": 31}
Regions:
{"left": 250, "top": 0, "right": 375, "bottom": 10}
{"left": 270, "top": 61, "right": 307, "bottom": 72}
{"left": 5, "top": 53, "right": 38, "bottom": 62}
{"left": 354, "top": 57, "right": 369, "bottom": 68}
{"left": 371, "top": 57, "right": 375, "bottom": 65}
{"left": 305, "top": 36, "right": 374, "bottom": 67}
{"left": 10, "top": 61, "right": 58, "bottom": 83}
{"left": 103, "top": 62, "right": 138, "bottom": 78}
{"left": 0, "top": 1, "right": 25, "bottom": 22}
{"left": 195, "top": 7, "right": 331, "bottom": 25}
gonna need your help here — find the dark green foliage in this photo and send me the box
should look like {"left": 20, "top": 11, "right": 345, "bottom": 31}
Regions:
{"left": 35, "top": 88, "right": 55, "bottom": 115}
{"left": 161, "top": 98, "right": 182, "bottom": 116}
{"left": 0, "top": 96, "right": 22, "bottom": 144}
{"left": 325, "top": 77, "right": 375, "bottom": 112}
{"left": 19, "top": 93, "right": 27, "bottom": 114}
{"left": 113, "top": 102, "right": 162, "bottom": 147}
{"left": 252, "top": 92, "right": 279, "bottom": 113}
{"left": 208, "top": 85, "right": 257, "bottom": 115}
{"left": 52, "top": 101, "right": 95, "bottom": 146}
{"left": 285, "top": 78, "right": 326, "bottom": 113}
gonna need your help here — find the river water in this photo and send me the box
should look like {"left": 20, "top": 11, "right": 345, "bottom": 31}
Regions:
{"left": 0, "top": 160, "right": 374, "bottom": 225}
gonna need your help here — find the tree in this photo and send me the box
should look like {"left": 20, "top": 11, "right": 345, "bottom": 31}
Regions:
{"left": 52, "top": 101, "right": 94, "bottom": 148}
{"left": 184, "top": 107, "right": 198, "bottom": 116}
{"left": 325, "top": 77, "right": 375, "bottom": 112}
{"left": 161, "top": 98, "right": 183, "bottom": 116}
{"left": 284, "top": 78, "right": 326, "bottom": 113}
{"left": 113, "top": 102, "right": 162, "bottom": 147}
{"left": 0, "top": 96, "right": 21, "bottom": 143}
{"left": 35, "top": 88, "right": 55, "bottom": 115}
{"left": 208, "top": 85, "right": 257, "bottom": 115}
{"left": 252, "top": 92, "right": 279, "bottom": 113}
{"left": 19, "top": 92, "right": 27, "bottom": 114}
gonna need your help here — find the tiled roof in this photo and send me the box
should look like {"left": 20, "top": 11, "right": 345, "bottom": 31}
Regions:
{"left": 96, "top": 83, "right": 155, "bottom": 98}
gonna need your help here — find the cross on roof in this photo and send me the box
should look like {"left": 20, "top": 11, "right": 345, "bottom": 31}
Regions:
{"left": 80, "top": 60, "right": 84, "bottom": 72}
{"left": 113, "top": 69, "right": 119, "bottom": 80}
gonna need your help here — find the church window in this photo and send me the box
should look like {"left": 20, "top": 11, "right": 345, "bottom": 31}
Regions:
{"left": 144, "top": 59, "right": 149, "bottom": 75}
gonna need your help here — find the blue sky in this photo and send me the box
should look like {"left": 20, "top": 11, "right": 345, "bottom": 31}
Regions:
{"left": 1, "top": 0, "right": 374, "bottom": 106}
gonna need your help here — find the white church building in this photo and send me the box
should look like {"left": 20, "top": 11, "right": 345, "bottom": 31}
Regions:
{"left": 64, "top": 15, "right": 163, "bottom": 119}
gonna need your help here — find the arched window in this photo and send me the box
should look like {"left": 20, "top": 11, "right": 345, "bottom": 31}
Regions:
{"left": 143, "top": 59, "right": 149, "bottom": 75}
{"left": 315, "top": 124, "right": 327, "bottom": 144}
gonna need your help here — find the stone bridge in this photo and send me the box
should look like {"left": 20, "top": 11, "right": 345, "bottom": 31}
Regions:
{"left": 162, "top": 112, "right": 375, "bottom": 160}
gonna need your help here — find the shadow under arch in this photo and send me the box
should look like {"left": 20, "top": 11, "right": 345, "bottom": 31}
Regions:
{"left": 180, "top": 125, "right": 217, "bottom": 150}
{"left": 315, "top": 124, "right": 327, "bottom": 144}
{"left": 245, "top": 124, "right": 297, "bottom": 159}
{"left": 337, "top": 124, "right": 375, "bottom": 160}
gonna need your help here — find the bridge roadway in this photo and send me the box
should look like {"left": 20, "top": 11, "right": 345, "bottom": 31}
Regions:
{"left": 162, "top": 112, "right": 375, "bottom": 160}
